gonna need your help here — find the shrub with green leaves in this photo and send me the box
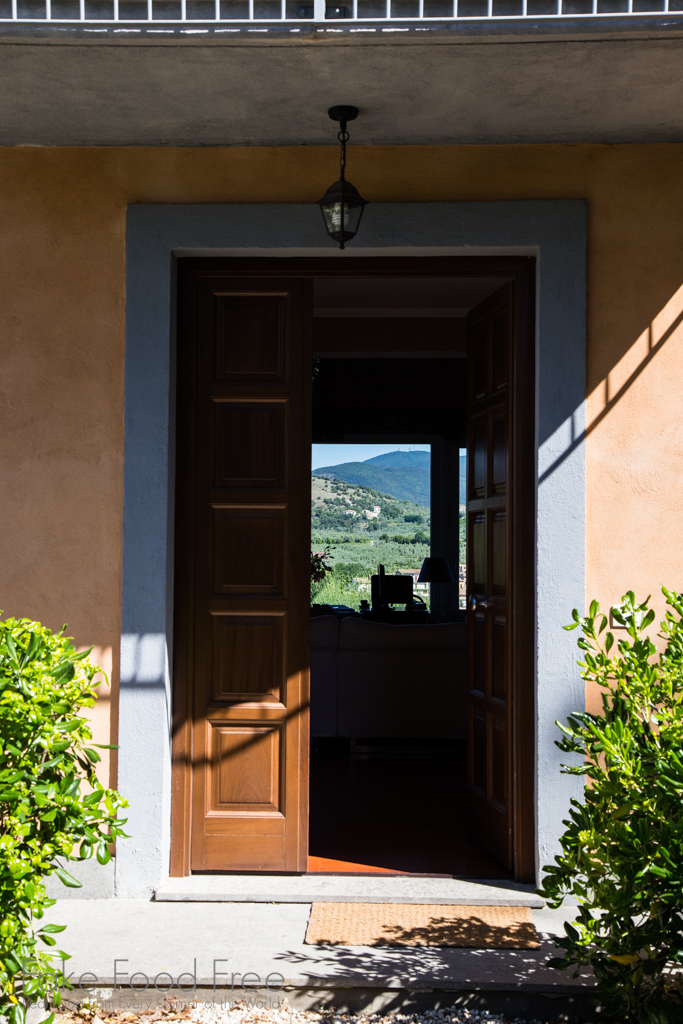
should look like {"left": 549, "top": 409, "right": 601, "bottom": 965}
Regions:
{"left": 538, "top": 588, "right": 683, "bottom": 1024}
{"left": 0, "top": 616, "right": 128, "bottom": 1024}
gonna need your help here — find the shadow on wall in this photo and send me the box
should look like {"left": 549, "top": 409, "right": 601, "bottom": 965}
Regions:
{"left": 121, "top": 633, "right": 167, "bottom": 685}
{"left": 77, "top": 643, "right": 115, "bottom": 790}
{"left": 122, "top": 630, "right": 310, "bottom": 765}
{"left": 541, "top": 281, "right": 683, "bottom": 486}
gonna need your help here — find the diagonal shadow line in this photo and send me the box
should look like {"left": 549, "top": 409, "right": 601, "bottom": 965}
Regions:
{"left": 539, "top": 304, "right": 683, "bottom": 486}
{"left": 272, "top": 931, "right": 597, "bottom": 996}
{"left": 307, "top": 912, "right": 540, "bottom": 949}
{"left": 171, "top": 698, "right": 310, "bottom": 770}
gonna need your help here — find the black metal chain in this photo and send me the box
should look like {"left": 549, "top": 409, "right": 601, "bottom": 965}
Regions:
{"left": 338, "top": 124, "right": 349, "bottom": 181}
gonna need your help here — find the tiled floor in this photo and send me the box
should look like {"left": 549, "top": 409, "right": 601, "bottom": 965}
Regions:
{"left": 308, "top": 741, "right": 508, "bottom": 877}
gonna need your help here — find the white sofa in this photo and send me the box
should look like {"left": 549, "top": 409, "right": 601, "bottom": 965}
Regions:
{"left": 310, "top": 615, "right": 467, "bottom": 739}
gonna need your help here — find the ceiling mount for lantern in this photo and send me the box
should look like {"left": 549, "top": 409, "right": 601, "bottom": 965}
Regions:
{"left": 317, "top": 105, "right": 368, "bottom": 250}
{"left": 328, "top": 105, "right": 359, "bottom": 125}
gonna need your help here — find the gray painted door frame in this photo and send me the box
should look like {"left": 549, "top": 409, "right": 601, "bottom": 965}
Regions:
{"left": 117, "top": 201, "right": 586, "bottom": 899}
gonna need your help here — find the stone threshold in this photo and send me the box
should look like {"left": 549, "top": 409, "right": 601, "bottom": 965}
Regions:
{"left": 154, "top": 874, "right": 545, "bottom": 907}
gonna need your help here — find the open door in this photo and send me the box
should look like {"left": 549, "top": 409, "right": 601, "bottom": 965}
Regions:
{"left": 466, "top": 280, "right": 530, "bottom": 876}
{"left": 173, "top": 266, "right": 311, "bottom": 873}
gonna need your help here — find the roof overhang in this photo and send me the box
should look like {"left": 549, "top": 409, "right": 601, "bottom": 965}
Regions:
{"left": 2, "top": 17, "right": 683, "bottom": 146}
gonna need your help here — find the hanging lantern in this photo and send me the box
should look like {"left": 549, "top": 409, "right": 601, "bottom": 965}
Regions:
{"left": 317, "top": 105, "right": 368, "bottom": 250}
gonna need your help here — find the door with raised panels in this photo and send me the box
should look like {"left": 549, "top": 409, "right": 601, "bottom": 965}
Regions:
{"left": 171, "top": 256, "right": 534, "bottom": 880}
{"left": 173, "top": 265, "right": 311, "bottom": 873}
{"left": 466, "top": 279, "right": 534, "bottom": 878}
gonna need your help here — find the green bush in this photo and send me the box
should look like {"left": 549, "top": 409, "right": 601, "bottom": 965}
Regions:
{"left": 0, "top": 616, "right": 128, "bottom": 1024}
{"left": 538, "top": 589, "right": 683, "bottom": 1023}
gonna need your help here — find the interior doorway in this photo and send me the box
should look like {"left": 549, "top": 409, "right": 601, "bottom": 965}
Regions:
{"left": 307, "top": 276, "right": 509, "bottom": 878}
{"left": 171, "top": 256, "right": 535, "bottom": 884}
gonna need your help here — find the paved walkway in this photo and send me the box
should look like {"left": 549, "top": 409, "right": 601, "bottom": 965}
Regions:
{"left": 43, "top": 898, "right": 594, "bottom": 1015}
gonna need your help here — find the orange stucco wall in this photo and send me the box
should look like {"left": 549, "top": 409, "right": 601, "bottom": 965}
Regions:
{"left": 1, "top": 143, "right": 683, "bottom": 765}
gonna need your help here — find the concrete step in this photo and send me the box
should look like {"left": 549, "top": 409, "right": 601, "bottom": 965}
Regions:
{"left": 42, "top": 900, "right": 594, "bottom": 1021}
{"left": 154, "top": 875, "right": 545, "bottom": 907}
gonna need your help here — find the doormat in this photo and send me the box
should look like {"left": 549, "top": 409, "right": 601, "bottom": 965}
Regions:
{"left": 305, "top": 902, "right": 540, "bottom": 949}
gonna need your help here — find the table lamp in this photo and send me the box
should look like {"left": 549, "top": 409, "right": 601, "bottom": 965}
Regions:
{"left": 417, "top": 557, "right": 456, "bottom": 584}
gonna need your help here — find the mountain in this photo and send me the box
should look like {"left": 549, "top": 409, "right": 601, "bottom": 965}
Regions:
{"left": 364, "top": 450, "right": 430, "bottom": 468}
{"left": 313, "top": 461, "right": 430, "bottom": 506}
{"left": 312, "top": 450, "right": 466, "bottom": 507}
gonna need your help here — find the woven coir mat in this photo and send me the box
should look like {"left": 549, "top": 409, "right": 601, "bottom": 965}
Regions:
{"left": 305, "top": 902, "right": 540, "bottom": 949}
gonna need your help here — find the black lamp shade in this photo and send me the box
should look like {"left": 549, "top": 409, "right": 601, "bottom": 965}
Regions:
{"left": 417, "top": 557, "right": 455, "bottom": 584}
{"left": 317, "top": 178, "right": 368, "bottom": 247}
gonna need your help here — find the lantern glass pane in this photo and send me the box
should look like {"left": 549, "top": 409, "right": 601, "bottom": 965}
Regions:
{"left": 322, "top": 200, "right": 343, "bottom": 235}
{"left": 344, "top": 202, "right": 364, "bottom": 235}
{"left": 321, "top": 199, "right": 364, "bottom": 240}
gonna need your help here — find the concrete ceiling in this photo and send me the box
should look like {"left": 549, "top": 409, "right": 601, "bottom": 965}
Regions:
{"left": 2, "top": 19, "right": 683, "bottom": 146}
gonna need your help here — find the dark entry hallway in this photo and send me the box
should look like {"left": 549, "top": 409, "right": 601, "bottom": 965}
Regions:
{"left": 308, "top": 739, "right": 509, "bottom": 877}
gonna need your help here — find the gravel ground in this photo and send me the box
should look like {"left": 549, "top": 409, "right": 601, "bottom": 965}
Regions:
{"left": 55, "top": 999, "right": 544, "bottom": 1024}
{"left": 191, "top": 1006, "right": 540, "bottom": 1024}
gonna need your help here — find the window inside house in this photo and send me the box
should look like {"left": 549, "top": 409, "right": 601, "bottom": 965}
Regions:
{"left": 311, "top": 443, "right": 431, "bottom": 613}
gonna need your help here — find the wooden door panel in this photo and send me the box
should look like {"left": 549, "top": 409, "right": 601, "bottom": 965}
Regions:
{"left": 212, "top": 508, "right": 286, "bottom": 595}
{"left": 491, "top": 306, "right": 510, "bottom": 394}
{"left": 212, "top": 402, "right": 287, "bottom": 489}
{"left": 469, "top": 705, "right": 487, "bottom": 796}
{"left": 210, "top": 614, "right": 285, "bottom": 702}
{"left": 471, "top": 513, "right": 486, "bottom": 588}
{"left": 491, "top": 511, "right": 507, "bottom": 592}
{"left": 471, "top": 316, "right": 488, "bottom": 401}
{"left": 491, "top": 411, "right": 508, "bottom": 496}
{"left": 491, "top": 615, "right": 508, "bottom": 702}
{"left": 471, "top": 612, "right": 487, "bottom": 695}
{"left": 489, "top": 714, "right": 508, "bottom": 811}
{"left": 467, "top": 282, "right": 514, "bottom": 872}
{"left": 175, "top": 269, "right": 310, "bottom": 874}
{"left": 215, "top": 296, "right": 287, "bottom": 381}
{"left": 201, "top": 837, "right": 286, "bottom": 872}
{"left": 208, "top": 723, "right": 281, "bottom": 812}
{"left": 471, "top": 416, "right": 487, "bottom": 498}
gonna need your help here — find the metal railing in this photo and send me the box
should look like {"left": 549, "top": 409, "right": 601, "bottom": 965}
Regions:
{"left": 2, "top": 0, "right": 681, "bottom": 26}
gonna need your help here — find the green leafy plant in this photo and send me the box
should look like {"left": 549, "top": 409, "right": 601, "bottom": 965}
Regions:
{"left": 310, "top": 545, "right": 334, "bottom": 584}
{"left": 0, "top": 616, "right": 128, "bottom": 1024}
{"left": 538, "top": 589, "right": 683, "bottom": 1023}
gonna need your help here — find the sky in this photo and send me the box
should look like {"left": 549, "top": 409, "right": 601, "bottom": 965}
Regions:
{"left": 311, "top": 443, "right": 431, "bottom": 470}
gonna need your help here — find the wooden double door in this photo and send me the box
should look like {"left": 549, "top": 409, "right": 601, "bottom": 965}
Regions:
{"left": 170, "top": 258, "right": 535, "bottom": 882}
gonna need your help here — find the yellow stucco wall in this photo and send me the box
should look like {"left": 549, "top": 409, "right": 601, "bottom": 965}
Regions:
{"left": 1, "top": 143, "right": 682, "bottom": 761}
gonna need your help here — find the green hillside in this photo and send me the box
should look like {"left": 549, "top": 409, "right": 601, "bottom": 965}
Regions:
{"left": 311, "top": 476, "right": 431, "bottom": 609}
{"left": 311, "top": 475, "right": 429, "bottom": 535}
{"left": 313, "top": 462, "right": 430, "bottom": 506}
{"left": 312, "top": 451, "right": 466, "bottom": 506}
